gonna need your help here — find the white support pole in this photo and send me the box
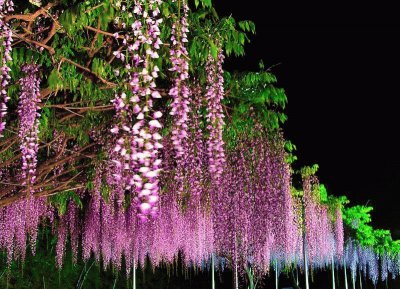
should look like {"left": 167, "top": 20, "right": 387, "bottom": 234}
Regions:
{"left": 301, "top": 196, "right": 309, "bottom": 289}
{"left": 343, "top": 256, "right": 348, "bottom": 289}
{"left": 212, "top": 253, "right": 215, "bottom": 289}
{"left": 234, "top": 261, "right": 239, "bottom": 289}
{"left": 233, "top": 231, "right": 239, "bottom": 289}
{"left": 133, "top": 257, "right": 136, "bottom": 289}
{"left": 359, "top": 270, "right": 362, "bottom": 289}
{"left": 332, "top": 255, "right": 336, "bottom": 289}
{"left": 303, "top": 238, "right": 310, "bottom": 289}
{"left": 351, "top": 270, "right": 355, "bottom": 289}
{"left": 275, "top": 259, "right": 278, "bottom": 289}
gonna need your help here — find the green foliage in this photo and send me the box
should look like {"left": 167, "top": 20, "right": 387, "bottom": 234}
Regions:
{"left": 343, "top": 205, "right": 376, "bottom": 246}
{"left": 48, "top": 69, "right": 65, "bottom": 91}
{"left": 319, "top": 185, "right": 350, "bottom": 222}
{"left": 188, "top": 7, "right": 255, "bottom": 72}
{"left": 299, "top": 164, "right": 319, "bottom": 178}
{"left": 223, "top": 68, "right": 288, "bottom": 148}
{"left": 194, "top": 0, "right": 212, "bottom": 8}
{"left": 49, "top": 190, "right": 83, "bottom": 216}
{"left": 374, "top": 229, "right": 393, "bottom": 255}
{"left": 319, "top": 184, "right": 328, "bottom": 202}
{"left": 342, "top": 203, "right": 400, "bottom": 256}
{"left": 59, "top": 2, "right": 114, "bottom": 35}
{"left": 284, "top": 140, "right": 298, "bottom": 164}
{"left": 38, "top": 107, "right": 54, "bottom": 141}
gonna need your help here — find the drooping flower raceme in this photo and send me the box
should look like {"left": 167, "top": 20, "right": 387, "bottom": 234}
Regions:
{"left": 303, "top": 175, "right": 334, "bottom": 266}
{"left": 0, "top": 0, "right": 14, "bottom": 137}
{"left": 111, "top": 0, "right": 163, "bottom": 220}
{"left": 213, "top": 129, "right": 299, "bottom": 276}
{"left": 169, "top": 0, "right": 190, "bottom": 160}
{"left": 18, "top": 64, "right": 41, "bottom": 188}
{"left": 334, "top": 207, "right": 344, "bottom": 258}
{"left": 205, "top": 46, "right": 225, "bottom": 182}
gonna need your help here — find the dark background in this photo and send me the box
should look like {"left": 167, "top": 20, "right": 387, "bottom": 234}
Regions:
{"left": 213, "top": 2, "right": 400, "bottom": 237}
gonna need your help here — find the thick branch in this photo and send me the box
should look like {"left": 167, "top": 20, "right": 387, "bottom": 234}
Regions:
{"left": 0, "top": 144, "right": 96, "bottom": 202}
{"left": 0, "top": 173, "right": 87, "bottom": 208}
{"left": 85, "top": 25, "right": 124, "bottom": 39}
{"left": 4, "top": 2, "right": 59, "bottom": 23}
{"left": 42, "top": 21, "right": 61, "bottom": 45}
{"left": 44, "top": 104, "right": 114, "bottom": 111}
{"left": 40, "top": 87, "right": 54, "bottom": 99}
{"left": 36, "top": 143, "right": 96, "bottom": 178}
{"left": 12, "top": 32, "right": 56, "bottom": 55}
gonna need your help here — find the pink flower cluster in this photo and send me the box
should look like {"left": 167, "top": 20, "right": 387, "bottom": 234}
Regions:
{"left": 18, "top": 64, "right": 40, "bottom": 187}
{"left": 205, "top": 47, "right": 225, "bottom": 182}
{"left": 213, "top": 130, "right": 298, "bottom": 275}
{"left": 0, "top": 0, "right": 14, "bottom": 137}
{"left": 334, "top": 207, "right": 344, "bottom": 258}
{"left": 78, "top": 156, "right": 214, "bottom": 270}
{"left": 303, "top": 176, "right": 340, "bottom": 266}
{"left": 0, "top": 197, "right": 48, "bottom": 263}
{"left": 56, "top": 201, "right": 79, "bottom": 267}
{"left": 169, "top": 0, "right": 190, "bottom": 160}
{"left": 18, "top": 64, "right": 41, "bottom": 187}
{"left": 110, "top": 0, "right": 164, "bottom": 220}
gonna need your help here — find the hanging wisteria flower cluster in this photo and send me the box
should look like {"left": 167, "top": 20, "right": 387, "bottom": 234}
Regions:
{"left": 48, "top": 127, "right": 300, "bottom": 273}
{"left": 213, "top": 129, "right": 299, "bottom": 276}
{"left": 0, "top": 193, "right": 48, "bottom": 263}
{"left": 335, "top": 207, "right": 344, "bottom": 258}
{"left": 18, "top": 64, "right": 41, "bottom": 187}
{"left": 56, "top": 200, "right": 79, "bottom": 267}
{"left": 343, "top": 239, "right": 400, "bottom": 286}
{"left": 0, "top": 62, "right": 47, "bottom": 264}
{"left": 303, "top": 174, "right": 338, "bottom": 266}
{"left": 111, "top": 0, "right": 164, "bottom": 220}
{"left": 79, "top": 151, "right": 214, "bottom": 271}
{"left": 0, "top": 0, "right": 14, "bottom": 137}
{"left": 169, "top": 0, "right": 190, "bottom": 160}
{"left": 205, "top": 45, "right": 226, "bottom": 183}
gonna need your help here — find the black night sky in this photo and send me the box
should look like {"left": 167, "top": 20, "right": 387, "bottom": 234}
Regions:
{"left": 214, "top": 2, "right": 400, "bottom": 236}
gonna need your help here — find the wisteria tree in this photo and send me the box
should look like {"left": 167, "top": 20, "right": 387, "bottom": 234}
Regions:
{"left": 0, "top": 0, "right": 284, "bottom": 274}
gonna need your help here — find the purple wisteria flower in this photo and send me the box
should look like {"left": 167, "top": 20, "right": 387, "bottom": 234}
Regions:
{"left": 18, "top": 64, "right": 41, "bottom": 188}
{"left": 205, "top": 45, "right": 226, "bottom": 183}
{"left": 0, "top": 0, "right": 14, "bottom": 137}
{"left": 110, "top": 0, "right": 164, "bottom": 220}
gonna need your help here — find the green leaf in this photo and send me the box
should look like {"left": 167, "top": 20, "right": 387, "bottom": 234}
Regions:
{"left": 209, "top": 41, "right": 218, "bottom": 59}
{"left": 48, "top": 69, "right": 64, "bottom": 91}
{"left": 201, "top": 0, "right": 212, "bottom": 7}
